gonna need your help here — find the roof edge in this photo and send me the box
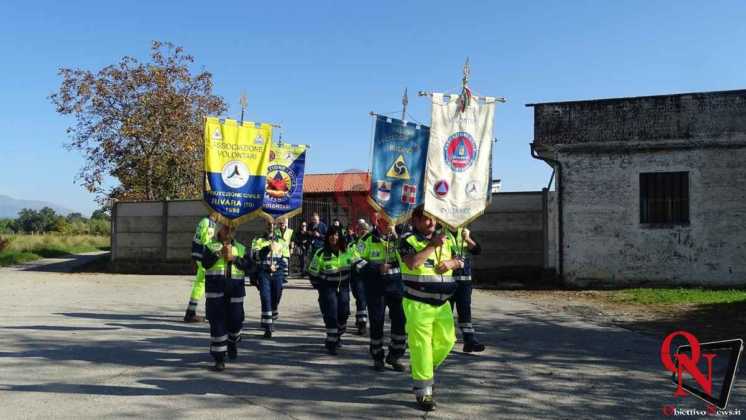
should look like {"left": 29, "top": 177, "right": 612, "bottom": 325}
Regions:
{"left": 525, "top": 88, "right": 746, "bottom": 107}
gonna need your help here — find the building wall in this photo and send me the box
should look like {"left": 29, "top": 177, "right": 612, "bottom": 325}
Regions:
{"left": 558, "top": 147, "right": 746, "bottom": 287}
{"left": 532, "top": 90, "right": 746, "bottom": 146}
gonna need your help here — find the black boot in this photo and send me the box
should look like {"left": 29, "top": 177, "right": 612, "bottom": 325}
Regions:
{"left": 183, "top": 310, "right": 203, "bottom": 323}
{"left": 227, "top": 342, "right": 237, "bottom": 360}
{"left": 385, "top": 354, "right": 405, "bottom": 372}
{"left": 356, "top": 321, "right": 367, "bottom": 336}
{"left": 463, "top": 339, "right": 485, "bottom": 353}
{"left": 213, "top": 359, "right": 225, "bottom": 372}
{"left": 326, "top": 343, "right": 338, "bottom": 355}
{"left": 263, "top": 328, "right": 272, "bottom": 339}
{"left": 373, "top": 358, "right": 385, "bottom": 372}
{"left": 416, "top": 394, "right": 435, "bottom": 411}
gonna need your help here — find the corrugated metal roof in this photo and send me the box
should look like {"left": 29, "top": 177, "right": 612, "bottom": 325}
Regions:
{"left": 303, "top": 172, "right": 370, "bottom": 194}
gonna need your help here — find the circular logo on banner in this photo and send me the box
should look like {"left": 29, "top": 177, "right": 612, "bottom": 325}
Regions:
{"left": 221, "top": 160, "right": 249, "bottom": 189}
{"left": 443, "top": 132, "right": 478, "bottom": 172}
{"left": 265, "top": 165, "right": 295, "bottom": 200}
{"left": 465, "top": 180, "right": 482, "bottom": 200}
{"left": 434, "top": 180, "right": 449, "bottom": 198}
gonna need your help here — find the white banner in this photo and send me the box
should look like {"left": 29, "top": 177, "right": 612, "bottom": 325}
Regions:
{"left": 424, "top": 93, "right": 495, "bottom": 229}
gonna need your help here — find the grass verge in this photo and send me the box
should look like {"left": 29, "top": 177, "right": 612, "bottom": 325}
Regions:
{"left": 0, "top": 234, "right": 110, "bottom": 267}
{"left": 607, "top": 288, "right": 746, "bottom": 305}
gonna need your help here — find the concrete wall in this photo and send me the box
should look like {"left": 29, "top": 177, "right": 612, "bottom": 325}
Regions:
{"left": 556, "top": 147, "right": 746, "bottom": 287}
{"left": 112, "top": 200, "right": 265, "bottom": 273}
{"left": 112, "top": 193, "right": 549, "bottom": 280}
{"left": 470, "top": 192, "right": 544, "bottom": 273}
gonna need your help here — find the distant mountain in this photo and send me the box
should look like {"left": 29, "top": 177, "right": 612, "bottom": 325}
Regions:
{"left": 0, "top": 195, "right": 77, "bottom": 219}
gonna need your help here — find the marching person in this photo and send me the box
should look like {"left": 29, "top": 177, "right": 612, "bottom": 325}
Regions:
{"left": 357, "top": 213, "right": 406, "bottom": 372}
{"left": 309, "top": 212, "right": 327, "bottom": 256}
{"left": 294, "top": 221, "right": 312, "bottom": 276}
{"left": 184, "top": 216, "right": 218, "bottom": 322}
{"left": 308, "top": 226, "right": 354, "bottom": 355}
{"left": 278, "top": 218, "right": 294, "bottom": 281}
{"left": 448, "top": 226, "right": 485, "bottom": 353}
{"left": 200, "top": 223, "right": 253, "bottom": 371}
{"left": 398, "top": 206, "right": 462, "bottom": 411}
{"left": 252, "top": 222, "right": 287, "bottom": 338}
{"left": 348, "top": 219, "right": 369, "bottom": 336}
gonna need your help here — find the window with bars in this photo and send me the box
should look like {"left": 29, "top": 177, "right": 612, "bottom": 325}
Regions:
{"left": 639, "top": 172, "right": 690, "bottom": 225}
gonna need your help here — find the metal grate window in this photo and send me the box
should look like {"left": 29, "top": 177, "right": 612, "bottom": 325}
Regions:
{"left": 639, "top": 172, "right": 689, "bottom": 225}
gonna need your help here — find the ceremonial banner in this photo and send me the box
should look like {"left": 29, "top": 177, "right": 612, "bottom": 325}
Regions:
{"left": 368, "top": 115, "right": 430, "bottom": 224}
{"left": 203, "top": 117, "right": 272, "bottom": 227}
{"left": 261, "top": 142, "right": 308, "bottom": 221}
{"left": 424, "top": 93, "right": 495, "bottom": 229}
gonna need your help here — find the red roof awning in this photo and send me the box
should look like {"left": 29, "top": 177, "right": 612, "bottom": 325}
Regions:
{"left": 303, "top": 172, "right": 370, "bottom": 194}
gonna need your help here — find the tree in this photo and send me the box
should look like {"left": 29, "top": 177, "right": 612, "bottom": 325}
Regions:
{"left": 66, "top": 212, "right": 86, "bottom": 223}
{"left": 91, "top": 206, "right": 111, "bottom": 221}
{"left": 50, "top": 41, "right": 227, "bottom": 204}
{"left": 15, "top": 208, "right": 58, "bottom": 233}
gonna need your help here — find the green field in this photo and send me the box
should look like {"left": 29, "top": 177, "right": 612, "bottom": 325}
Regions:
{"left": 608, "top": 287, "right": 746, "bottom": 305}
{"left": 0, "top": 234, "right": 110, "bottom": 266}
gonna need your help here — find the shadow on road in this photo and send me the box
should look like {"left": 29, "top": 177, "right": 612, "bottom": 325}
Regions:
{"left": 0, "top": 305, "right": 705, "bottom": 418}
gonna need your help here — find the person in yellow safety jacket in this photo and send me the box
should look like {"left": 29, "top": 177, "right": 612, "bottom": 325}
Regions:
{"left": 251, "top": 222, "right": 287, "bottom": 338}
{"left": 308, "top": 226, "right": 354, "bottom": 355}
{"left": 184, "top": 217, "right": 218, "bottom": 322}
{"left": 447, "top": 227, "right": 485, "bottom": 353}
{"left": 347, "top": 219, "right": 369, "bottom": 336}
{"left": 278, "top": 218, "right": 293, "bottom": 280}
{"left": 200, "top": 224, "right": 253, "bottom": 372}
{"left": 397, "top": 205, "right": 463, "bottom": 412}
{"left": 356, "top": 213, "right": 406, "bottom": 372}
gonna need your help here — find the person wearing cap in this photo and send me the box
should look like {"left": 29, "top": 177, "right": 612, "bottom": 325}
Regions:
{"left": 200, "top": 223, "right": 253, "bottom": 371}
{"left": 398, "top": 206, "right": 462, "bottom": 411}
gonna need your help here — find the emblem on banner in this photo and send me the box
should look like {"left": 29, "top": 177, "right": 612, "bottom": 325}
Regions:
{"left": 376, "top": 180, "right": 392, "bottom": 202}
{"left": 255, "top": 135, "right": 265, "bottom": 146}
{"left": 212, "top": 128, "right": 222, "bottom": 141}
{"left": 465, "top": 180, "right": 482, "bottom": 200}
{"left": 266, "top": 166, "right": 294, "bottom": 199}
{"left": 443, "top": 132, "right": 477, "bottom": 172}
{"left": 386, "top": 155, "right": 411, "bottom": 180}
{"left": 222, "top": 160, "right": 249, "bottom": 189}
{"left": 434, "top": 180, "right": 449, "bottom": 198}
{"left": 402, "top": 184, "right": 417, "bottom": 204}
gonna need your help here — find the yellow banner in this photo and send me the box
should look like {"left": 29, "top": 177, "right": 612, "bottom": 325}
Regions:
{"left": 203, "top": 117, "right": 272, "bottom": 227}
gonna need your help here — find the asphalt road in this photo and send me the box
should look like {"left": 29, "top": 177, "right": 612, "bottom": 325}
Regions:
{"left": 0, "top": 261, "right": 743, "bottom": 419}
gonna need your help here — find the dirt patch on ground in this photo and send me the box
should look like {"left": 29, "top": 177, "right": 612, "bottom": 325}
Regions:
{"left": 489, "top": 290, "right": 746, "bottom": 342}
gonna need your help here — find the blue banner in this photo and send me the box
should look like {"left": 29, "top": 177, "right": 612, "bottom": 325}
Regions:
{"left": 261, "top": 143, "right": 308, "bottom": 221}
{"left": 368, "top": 115, "right": 430, "bottom": 223}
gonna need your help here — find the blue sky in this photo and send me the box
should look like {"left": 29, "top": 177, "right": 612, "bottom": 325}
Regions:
{"left": 1, "top": 1, "right": 745, "bottom": 215}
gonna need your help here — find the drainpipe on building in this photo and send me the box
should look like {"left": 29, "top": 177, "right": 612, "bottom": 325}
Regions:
{"left": 530, "top": 143, "right": 563, "bottom": 283}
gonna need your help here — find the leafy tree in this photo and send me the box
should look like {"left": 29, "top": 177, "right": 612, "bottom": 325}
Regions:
{"left": 50, "top": 41, "right": 227, "bottom": 204}
{"left": 0, "top": 219, "right": 14, "bottom": 234}
{"left": 91, "top": 206, "right": 111, "bottom": 221}
{"left": 66, "top": 212, "right": 86, "bottom": 223}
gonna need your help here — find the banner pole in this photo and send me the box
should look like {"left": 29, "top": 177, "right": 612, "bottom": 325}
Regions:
{"left": 240, "top": 91, "right": 248, "bottom": 124}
